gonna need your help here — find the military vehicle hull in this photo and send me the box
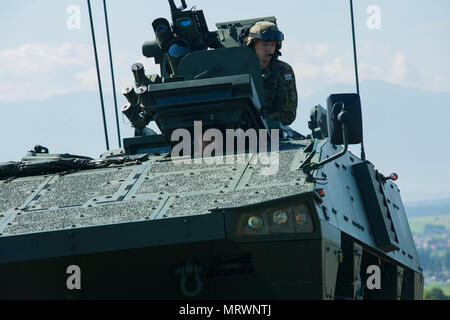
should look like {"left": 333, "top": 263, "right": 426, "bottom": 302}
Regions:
{"left": 1, "top": 238, "right": 324, "bottom": 299}
{"left": 0, "top": 141, "right": 423, "bottom": 299}
{"left": 0, "top": 1, "right": 423, "bottom": 300}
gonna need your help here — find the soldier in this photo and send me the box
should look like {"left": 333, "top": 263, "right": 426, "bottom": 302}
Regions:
{"left": 245, "top": 21, "right": 298, "bottom": 125}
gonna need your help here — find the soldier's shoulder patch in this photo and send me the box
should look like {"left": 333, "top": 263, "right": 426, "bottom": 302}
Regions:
{"left": 284, "top": 73, "right": 293, "bottom": 80}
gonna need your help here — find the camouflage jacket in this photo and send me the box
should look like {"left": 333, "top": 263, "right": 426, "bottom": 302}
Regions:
{"left": 261, "top": 59, "right": 298, "bottom": 125}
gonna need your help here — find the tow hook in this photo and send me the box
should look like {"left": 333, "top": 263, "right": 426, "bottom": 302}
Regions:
{"left": 175, "top": 261, "right": 204, "bottom": 297}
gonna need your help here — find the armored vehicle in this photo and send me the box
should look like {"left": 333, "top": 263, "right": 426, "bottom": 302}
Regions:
{"left": 0, "top": 1, "right": 423, "bottom": 299}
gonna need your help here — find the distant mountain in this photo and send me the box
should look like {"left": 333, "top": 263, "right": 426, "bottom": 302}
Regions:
{"left": 292, "top": 80, "right": 450, "bottom": 203}
{"left": 0, "top": 91, "right": 134, "bottom": 162}
{"left": 405, "top": 198, "right": 450, "bottom": 218}
{"left": 1, "top": 80, "right": 449, "bottom": 203}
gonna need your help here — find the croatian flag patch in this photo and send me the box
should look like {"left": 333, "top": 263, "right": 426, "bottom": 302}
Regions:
{"left": 284, "top": 73, "right": 293, "bottom": 80}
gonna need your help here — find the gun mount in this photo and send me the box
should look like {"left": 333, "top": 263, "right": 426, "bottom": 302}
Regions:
{"left": 122, "top": 3, "right": 298, "bottom": 151}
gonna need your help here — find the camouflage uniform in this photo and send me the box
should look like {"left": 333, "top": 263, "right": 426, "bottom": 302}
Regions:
{"left": 261, "top": 59, "right": 298, "bottom": 125}
{"left": 246, "top": 21, "right": 298, "bottom": 126}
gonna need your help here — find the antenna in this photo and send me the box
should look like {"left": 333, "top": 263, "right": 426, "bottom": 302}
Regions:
{"left": 349, "top": 0, "right": 366, "bottom": 160}
{"left": 87, "top": 0, "right": 110, "bottom": 151}
{"left": 103, "top": 0, "right": 122, "bottom": 148}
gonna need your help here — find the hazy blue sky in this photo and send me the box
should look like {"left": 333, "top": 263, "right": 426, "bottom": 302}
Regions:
{"left": 1, "top": 0, "right": 450, "bottom": 202}
{"left": 1, "top": 0, "right": 449, "bottom": 100}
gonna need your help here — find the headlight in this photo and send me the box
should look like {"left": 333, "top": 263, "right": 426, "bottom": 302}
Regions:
{"left": 248, "top": 216, "right": 263, "bottom": 230}
{"left": 233, "top": 202, "right": 314, "bottom": 237}
{"left": 273, "top": 210, "right": 288, "bottom": 225}
{"left": 294, "top": 203, "right": 314, "bottom": 233}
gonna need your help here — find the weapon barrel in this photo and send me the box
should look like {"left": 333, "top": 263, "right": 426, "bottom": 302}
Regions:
{"left": 121, "top": 103, "right": 141, "bottom": 123}
{"left": 136, "top": 85, "right": 151, "bottom": 107}
{"left": 132, "top": 63, "right": 150, "bottom": 87}
{"left": 122, "top": 85, "right": 138, "bottom": 106}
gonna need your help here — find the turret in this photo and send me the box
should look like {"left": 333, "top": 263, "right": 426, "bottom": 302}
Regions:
{"left": 122, "top": 0, "right": 289, "bottom": 154}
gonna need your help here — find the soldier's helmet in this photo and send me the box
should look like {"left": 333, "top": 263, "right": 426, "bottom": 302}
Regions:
{"left": 245, "top": 21, "right": 284, "bottom": 49}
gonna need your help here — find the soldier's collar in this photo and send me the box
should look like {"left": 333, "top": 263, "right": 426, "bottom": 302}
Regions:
{"left": 263, "top": 58, "right": 275, "bottom": 69}
{"left": 262, "top": 59, "right": 275, "bottom": 75}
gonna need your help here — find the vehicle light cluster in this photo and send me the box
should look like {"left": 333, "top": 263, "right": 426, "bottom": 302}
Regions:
{"left": 234, "top": 203, "right": 314, "bottom": 237}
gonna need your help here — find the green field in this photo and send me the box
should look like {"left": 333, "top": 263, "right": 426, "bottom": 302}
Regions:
{"left": 424, "top": 282, "right": 450, "bottom": 297}
{"left": 408, "top": 215, "right": 450, "bottom": 234}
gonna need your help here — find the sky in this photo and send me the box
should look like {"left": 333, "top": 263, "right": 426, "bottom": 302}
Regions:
{"left": 1, "top": 0, "right": 449, "bottom": 100}
{"left": 1, "top": 0, "right": 450, "bottom": 203}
